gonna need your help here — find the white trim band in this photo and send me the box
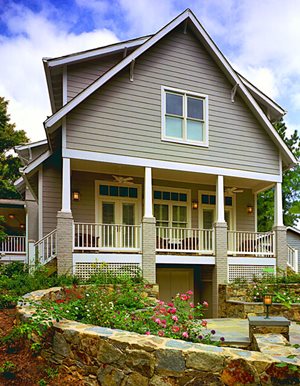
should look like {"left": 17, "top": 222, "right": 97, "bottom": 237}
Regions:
{"left": 63, "top": 148, "right": 282, "bottom": 183}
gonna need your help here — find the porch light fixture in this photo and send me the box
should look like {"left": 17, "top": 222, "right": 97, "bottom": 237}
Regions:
{"left": 247, "top": 205, "right": 254, "bottom": 214}
{"left": 72, "top": 191, "right": 80, "bottom": 201}
{"left": 263, "top": 294, "right": 272, "bottom": 319}
{"left": 20, "top": 224, "right": 25, "bottom": 229}
{"left": 8, "top": 214, "right": 15, "bottom": 219}
{"left": 192, "top": 200, "right": 198, "bottom": 209}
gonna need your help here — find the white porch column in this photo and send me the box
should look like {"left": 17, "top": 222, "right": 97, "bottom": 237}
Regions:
{"left": 144, "top": 167, "right": 153, "bottom": 218}
{"left": 62, "top": 157, "right": 71, "bottom": 212}
{"left": 216, "top": 175, "right": 225, "bottom": 223}
{"left": 274, "top": 182, "right": 283, "bottom": 227}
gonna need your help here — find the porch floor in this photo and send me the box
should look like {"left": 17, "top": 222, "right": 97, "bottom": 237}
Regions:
{"left": 205, "top": 318, "right": 300, "bottom": 346}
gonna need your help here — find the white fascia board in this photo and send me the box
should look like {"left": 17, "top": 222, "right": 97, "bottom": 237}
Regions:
{"left": 44, "top": 8, "right": 296, "bottom": 166}
{"left": 43, "top": 59, "right": 56, "bottom": 113}
{"left": 73, "top": 253, "right": 142, "bottom": 264}
{"left": 14, "top": 176, "right": 25, "bottom": 189}
{"left": 16, "top": 139, "right": 48, "bottom": 151}
{"left": 63, "top": 148, "right": 282, "bottom": 183}
{"left": 287, "top": 226, "right": 300, "bottom": 236}
{"left": 156, "top": 255, "right": 215, "bottom": 264}
{"left": 238, "top": 74, "right": 286, "bottom": 117}
{"left": 46, "top": 36, "right": 151, "bottom": 68}
{"left": 23, "top": 150, "right": 51, "bottom": 175}
{"left": 44, "top": 10, "right": 190, "bottom": 129}
{"left": 228, "top": 257, "right": 276, "bottom": 266}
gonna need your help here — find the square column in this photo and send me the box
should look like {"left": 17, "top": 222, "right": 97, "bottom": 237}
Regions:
{"left": 212, "top": 175, "right": 227, "bottom": 317}
{"left": 273, "top": 182, "right": 287, "bottom": 272}
{"left": 142, "top": 167, "right": 156, "bottom": 283}
{"left": 56, "top": 211, "right": 73, "bottom": 275}
{"left": 62, "top": 157, "right": 71, "bottom": 212}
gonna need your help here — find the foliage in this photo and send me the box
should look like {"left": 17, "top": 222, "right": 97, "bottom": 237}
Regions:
{"left": 0, "top": 97, "right": 29, "bottom": 199}
{"left": 24, "top": 285, "right": 223, "bottom": 346}
{"left": 0, "top": 215, "right": 6, "bottom": 242}
{"left": 258, "top": 119, "right": 300, "bottom": 231}
{"left": 0, "top": 361, "right": 16, "bottom": 380}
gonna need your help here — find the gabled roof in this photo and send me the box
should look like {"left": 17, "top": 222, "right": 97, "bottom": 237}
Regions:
{"left": 43, "top": 8, "right": 297, "bottom": 167}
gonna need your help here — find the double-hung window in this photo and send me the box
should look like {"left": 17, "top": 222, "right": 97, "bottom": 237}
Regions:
{"left": 162, "top": 86, "right": 208, "bottom": 146}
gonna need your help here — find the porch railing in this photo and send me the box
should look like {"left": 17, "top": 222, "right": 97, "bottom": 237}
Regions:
{"left": 287, "top": 245, "right": 298, "bottom": 273}
{"left": 227, "top": 231, "right": 275, "bottom": 257}
{"left": 0, "top": 236, "right": 26, "bottom": 254}
{"left": 156, "top": 227, "right": 214, "bottom": 254}
{"left": 73, "top": 223, "right": 142, "bottom": 252}
{"left": 34, "top": 229, "right": 57, "bottom": 265}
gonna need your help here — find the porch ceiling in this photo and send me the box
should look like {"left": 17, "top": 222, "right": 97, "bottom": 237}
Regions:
{"left": 71, "top": 159, "right": 274, "bottom": 193}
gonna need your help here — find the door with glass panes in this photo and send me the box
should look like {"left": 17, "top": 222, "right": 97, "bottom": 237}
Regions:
{"left": 101, "top": 201, "right": 137, "bottom": 248}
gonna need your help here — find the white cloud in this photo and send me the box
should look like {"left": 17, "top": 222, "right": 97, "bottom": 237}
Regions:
{"left": 0, "top": 2, "right": 118, "bottom": 141}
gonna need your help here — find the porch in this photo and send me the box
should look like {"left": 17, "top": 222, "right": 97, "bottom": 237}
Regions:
{"left": 0, "top": 235, "right": 26, "bottom": 262}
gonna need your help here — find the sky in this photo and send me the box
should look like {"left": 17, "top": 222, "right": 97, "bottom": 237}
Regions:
{"left": 1, "top": 0, "right": 300, "bottom": 141}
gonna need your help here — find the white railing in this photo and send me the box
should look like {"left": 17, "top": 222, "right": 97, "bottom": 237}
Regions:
{"left": 34, "top": 229, "right": 57, "bottom": 265}
{"left": 0, "top": 236, "right": 26, "bottom": 254}
{"left": 73, "top": 223, "right": 142, "bottom": 252}
{"left": 156, "top": 227, "right": 214, "bottom": 254}
{"left": 287, "top": 245, "right": 298, "bottom": 273}
{"left": 227, "top": 231, "right": 275, "bottom": 257}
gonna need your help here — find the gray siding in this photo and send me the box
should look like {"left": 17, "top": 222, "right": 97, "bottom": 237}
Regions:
{"left": 67, "top": 54, "right": 122, "bottom": 101}
{"left": 25, "top": 189, "right": 38, "bottom": 241}
{"left": 287, "top": 230, "right": 300, "bottom": 272}
{"left": 71, "top": 171, "right": 253, "bottom": 231}
{"left": 236, "top": 190, "right": 255, "bottom": 232}
{"left": 66, "top": 27, "right": 280, "bottom": 175}
{"left": 42, "top": 153, "right": 62, "bottom": 236}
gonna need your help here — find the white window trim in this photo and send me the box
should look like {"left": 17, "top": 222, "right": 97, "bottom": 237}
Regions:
{"left": 94, "top": 180, "right": 142, "bottom": 225}
{"left": 161, "top": 86, "right": 209, "bottom": 147}
{"left": 198, "top": 190, "right": 236, "bottom": 230}
{"left": 153, "top": 185, "right": 191, "bottom": 228}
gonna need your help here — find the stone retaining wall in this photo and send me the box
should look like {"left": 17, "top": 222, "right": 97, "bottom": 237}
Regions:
{"left": 18, "top": 287, "right": 300, "bottom": 385}
{"left": 219, "top": 285, "right": 300, "bottom": 321}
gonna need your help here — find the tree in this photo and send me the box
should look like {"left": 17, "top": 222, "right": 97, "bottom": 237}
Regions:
{"left": 0, "top": 97, "right": 29, "bottom": 199}
{"left": 257, "top": 119, "right": 300, "bottom": 231}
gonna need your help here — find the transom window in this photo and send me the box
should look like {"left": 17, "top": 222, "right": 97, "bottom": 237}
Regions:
{"left": 162, "top": 87, "right": 208, "bottom": 146}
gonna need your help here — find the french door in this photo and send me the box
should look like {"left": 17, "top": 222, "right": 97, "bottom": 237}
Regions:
{"left": 100, "top": 201, "right": 137, "bottom": 248}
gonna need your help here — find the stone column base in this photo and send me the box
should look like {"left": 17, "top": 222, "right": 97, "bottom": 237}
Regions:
{"left": 142, "top": 216, "right": 156, "bottom": 284}
{"left": 56, "top": 211, "right": 73, "bottom": 276}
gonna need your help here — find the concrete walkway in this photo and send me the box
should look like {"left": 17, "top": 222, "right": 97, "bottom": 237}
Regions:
{"left": 205, "top": 318, "right": 300, "bottom": 346}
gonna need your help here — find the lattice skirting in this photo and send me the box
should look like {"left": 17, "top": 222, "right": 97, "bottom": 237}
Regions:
{"left": 75, "top": 262, "right": 141, "bottom": 280}
{"left": 228, "top": 264, "right": 276, "bottom": 282}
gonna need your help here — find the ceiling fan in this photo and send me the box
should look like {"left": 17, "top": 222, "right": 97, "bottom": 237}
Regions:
{"left": 225, "top": 187, "right": 244, "bottom": 194}
{"left": 112, "top": 175, "right": 134, "bottom": 185}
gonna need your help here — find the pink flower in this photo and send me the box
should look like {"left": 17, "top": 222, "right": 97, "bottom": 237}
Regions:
{"left": 158, "top": 330, "right": 165, "bottom": 337}
{"left": 203, "top": 301, "right": 209, "bottom": 308}
{"left": 189, "top": 302, "right": 194, "bottom": 308}
{"left": 161, "top": 319, "right": 167, "bottom": 325}
{"left": 172, "top": 325, "right": 180, "bottom": 333}
{"left": 167, "top": 302, "right": 174, "bottom": 307}
{"left": 160, "top": 307, "right": 167, "bottom": 314}
{"left": 155, "top": 318, "right": 161, "bottom": 325}
{"left": 186, "top": 290, "right": 193, "bottom": 295}
{"left": 188, "top": 315, "right": 193, "bottom": 320}
{"left": 145, "top": 331, "right": 151, "bottom": 335}
{"left": 158, "top": 300, "right": 165, "bottom": 306}
{"left": 201, "top": 320, "right": 208, "bottom": 327}
{"left": 172, "top": 315, "right": 178, "bottom": 322}
{"left": 180, "top": 294, "right": 188, "bottom": 301}
{"left": 168, "top": 307, "right": 177, "bottom": 314}
{"left": 182, "top": 331, "right": 189, "bottom": 338}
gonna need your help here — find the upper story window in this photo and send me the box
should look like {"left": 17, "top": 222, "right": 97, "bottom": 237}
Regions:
{"left": 161, "top": 86, "right": 208, "bottom": 147}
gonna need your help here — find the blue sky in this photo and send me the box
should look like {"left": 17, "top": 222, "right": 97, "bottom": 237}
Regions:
{"left": 1, "top": 0, "right": 300, "bottom": 140}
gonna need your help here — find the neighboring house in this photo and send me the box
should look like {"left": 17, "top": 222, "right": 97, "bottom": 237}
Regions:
{"left": 287, "top": 227, "right": 300, "bottom": 273}
{"left": 15, "top": 9, "right": 298, "bottom": 317}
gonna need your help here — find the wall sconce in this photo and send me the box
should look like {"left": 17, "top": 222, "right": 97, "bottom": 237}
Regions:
{"left": 247, "top": 205, "right": 254, "bottom": 214}
{"left": 192, "top": 200, "right": 198, "bottom": 210}
{"left": 20, "top": 224, "right": 25, "bottom": 229}
{"left": 72, "top": 191, "right": 80, "bottom": 201}
{"left": 263, "top": 294, "right": 272, "bottom": 319}
{"left": 8, "top": 214, "right": 15, "bottom": 219}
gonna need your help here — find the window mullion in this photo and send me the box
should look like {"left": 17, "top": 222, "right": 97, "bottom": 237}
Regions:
{"left": 183, "top": 94, "right": 187, "bottom": 141}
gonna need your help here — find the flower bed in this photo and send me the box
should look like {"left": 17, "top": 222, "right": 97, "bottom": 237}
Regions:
{"left": 28, "top": 283, "right": 222, "bottom": 345}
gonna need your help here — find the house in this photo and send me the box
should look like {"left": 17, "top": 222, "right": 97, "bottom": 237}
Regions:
{"left": 287, "top": 227, "right": 300, "bottom": 273}
{"left": 14, "top": 9, "right": 298, "bottom": 317}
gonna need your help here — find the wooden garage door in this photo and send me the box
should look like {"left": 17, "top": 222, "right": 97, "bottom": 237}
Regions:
{"left": 157, "top": 268, "right": 194, "bottom": 302}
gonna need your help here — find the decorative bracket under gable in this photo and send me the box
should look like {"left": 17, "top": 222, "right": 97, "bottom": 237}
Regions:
{"left": 130, "top": 60, "right": 135, "bottom": 82}
{"left": 231, "top": 83, "right": 239, "bottom": 103}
